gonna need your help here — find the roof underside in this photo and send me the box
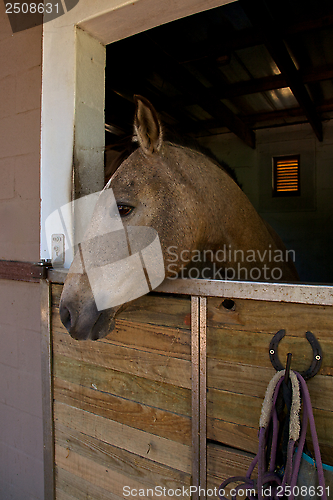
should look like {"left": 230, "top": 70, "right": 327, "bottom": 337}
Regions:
{"left": 104, "top": 0, "right": 333, "bottom": 151}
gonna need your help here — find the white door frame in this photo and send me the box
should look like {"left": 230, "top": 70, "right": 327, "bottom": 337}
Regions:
{"left": 40, "top": 0, "right": 233, "bottom": 268}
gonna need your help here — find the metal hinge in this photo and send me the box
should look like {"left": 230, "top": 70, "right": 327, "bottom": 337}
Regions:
{"left": 32, "top": 260, "right": 53, "bottom": 279}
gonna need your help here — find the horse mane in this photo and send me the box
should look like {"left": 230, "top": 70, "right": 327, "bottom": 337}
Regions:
{"left": 104, "top": 118, "right": 240, "bottom": 187}
{"left": 164, "top": 129, "right": 241, "bottom": 187}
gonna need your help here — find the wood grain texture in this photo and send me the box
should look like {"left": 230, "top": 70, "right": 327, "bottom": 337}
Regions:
{"left": 55, "top": 444, "right": 169, "bottom": 499}
{"left": 54, "top": 378, "right": 191, "bottom": 445}
{"left": 307, "top": 442, "right": 333, "bottom": 468}
{"left": 56, "top": 466, "right": 123, "bottom": 500}
{"left": 53, "top": 330, "right": 191, "bottom": 388}
{"left": 54, "top": 402, "right": 191, "bottom": 473}
{"left": 205, "top": 443, "right": 258, "bottom": 500}
{"left": 55, "top": 488, "right": 78, "bottom": 500}
{"left": 208, "top": 360, "right": 333, "bottom": 412}
{"left": 207, "top": 327, "right": 333, "bottom": 375}
{"left": 207, "top": 442, "right": 256, "bottom": 482}
{"left": 208, "top": 297, "right": 333, "bottom": 336}
{"left": 51, "top": 283, "right": 333, "bottom": 497}
{"left": 207, "top": 474, "right": 252, "bottom": 500}
{"left": 52, "top": 285, "right": 191, "bottom": 330}
{"left": 207, "top": 385, "right": 333, "bottom": 454}
{"left": 55, "top": 425, "right": 191, "bottom": 489}
{"left": 54, "top": 355, "right": 191, "bottom": 416}
{"left": 207, "top": 418, "right": 259, "bottom": 455}
{"left": 208, "top": 388, "right": 262, "bottom": 429}
{"left": 55, "top": 442, "right": 189, "bottom": 499}
{"left": 52, "top": 311, "right": 191, "bottom": 358}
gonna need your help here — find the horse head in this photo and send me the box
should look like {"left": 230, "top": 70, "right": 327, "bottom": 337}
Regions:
{"left": 60, "top": 96, "right": 298, "bottom": 340}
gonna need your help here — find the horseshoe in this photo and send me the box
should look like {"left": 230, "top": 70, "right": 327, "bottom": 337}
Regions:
{"left": 269, "top": 329, "right": 323, "bottom": 381}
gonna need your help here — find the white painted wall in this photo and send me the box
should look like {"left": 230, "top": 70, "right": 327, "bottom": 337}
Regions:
{"left": 40, "top": 0, "right": 234, "bottom": 267}
{"left": 199, "top": 120, "right": 333, "bottom": 283}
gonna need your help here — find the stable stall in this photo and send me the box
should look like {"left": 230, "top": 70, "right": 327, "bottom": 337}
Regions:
{"left": 40, "top": 1, "right": 333, "bottom": 498}
{"left": 43, "top": 273, "right": 333, "bottom": 499}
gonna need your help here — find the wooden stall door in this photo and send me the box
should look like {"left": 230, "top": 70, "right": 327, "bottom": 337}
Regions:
{"left": 206, "top": 297, "right": 333, "bottom": 492}
{"left": 51, "top": 284, "right": 192, "bottom": 499}
{"left": 50, "top": 281, "right": 333, "bottom": 499}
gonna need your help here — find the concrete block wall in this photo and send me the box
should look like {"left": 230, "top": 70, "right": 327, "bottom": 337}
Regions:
{"left": 0, "top": 3, "right": 44, "bottom": 499}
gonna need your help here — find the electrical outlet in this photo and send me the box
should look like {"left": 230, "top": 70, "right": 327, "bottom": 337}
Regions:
{"left": 52, "top": 234, "right": 65, "bottom": 266}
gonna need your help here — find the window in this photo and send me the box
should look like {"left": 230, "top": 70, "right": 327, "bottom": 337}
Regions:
{"left": 272, "top": 155, "right": 300, "bottom": 197}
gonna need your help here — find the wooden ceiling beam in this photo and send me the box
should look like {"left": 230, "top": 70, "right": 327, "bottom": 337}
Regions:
{"left": 213, "top": 65, "right": 333, "bottom": 99}
{"left": 244, "top": 101, "right": 333, "bottom": 125}
{"left": 142, "top": 34, "right": 255, "bottom": 149}
{"left": 238, "top": 0, "right": 323, "bottom": 142}
{"left": 170, "top": 65, "right": 333, "bottom": 110}
{"left": 175, "top": 10, "right": 333, "bottom": 63}
{"left": 225, "top": 66, "right": 331, "bottom": 98}
{"left": 105, "top": 70, "right": 205, "bottom": 139}
{"left": 182, "top": 101, "right": 333, "bottom": 135}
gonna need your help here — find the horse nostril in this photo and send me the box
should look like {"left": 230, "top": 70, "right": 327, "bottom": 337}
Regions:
{"left": 59, "top": 303, "right": 73, "bottom": 331}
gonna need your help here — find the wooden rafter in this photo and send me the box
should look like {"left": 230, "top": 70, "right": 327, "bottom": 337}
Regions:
{"left": 238, "top": 0, "right": 323, "bottom": 142}
{"left": 105, "top": 5, "right": 333, "bottom": 142}
{"left": 181, "top": 100, "right": 333, "bottom": 136}
{"left": 244, "top": 101, "right": 333, "bottom": 126}
{"left": 105, "top": 61, "right": 215, "bottom": 141}
{"left": 223, "top": 65, "right": 333, "bottom": 99}
{"left": 143, "top": 34, "right": 256, "bottom": 149}
{"left": 175, "top": 10, "right": 333, "bottom": 64}
{"left": 170, "top": 65, "right": 333, "bottom": 105}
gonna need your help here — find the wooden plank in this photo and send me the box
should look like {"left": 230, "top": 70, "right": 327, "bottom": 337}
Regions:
{"left": 55, "top": 425, "right": 191, "bottom": 489}
{"left": 56, "top": 488, "right": 78, "bottom": 500}
{"left": 313, "top": 407, "right": 333, "bottom": 449}
{"left": 53, "top": 285, "right": 333, "bottom": 334}
{"left": 54, "top": 402, "right": 191, "bottom": 473}
{"left": 53, "top": 332, "right": 191, "bottom": 388}
{"left": 207, "top": 474, "right": 251, "bottom": 500}
{"left": 52, "top": 285, "right": 191, "bottom": 330}
{"left": 208, "top": 359, "right": 276, "bottom": 396}
{"left": 208, "top": 360, "right": 333, "bottom": 413}
{"left": 307, "top": 442, "right": 333, "bottom": 468}
{"left": 208, "top": 389, "right": 262, "bottom": 430}
{"left": 54, "top": 379, "right": 191, "bottom": 445}
{"left": 207, "top": 442, "right": 256, "bottom": 483}
{"left": 207, "top": 298, "right": 333, "bottom": 376}
{"left": 54, "top": 355, "right": 191, "bottom": 416}
{"left": 56, "top": 467, "right": 123, "bottom": 500}
{"left": 114, "top": 293, "right": 191, "bottom": 329}
{"left": 205, "top": 443, "right": 257, "bottom": 500}
{"left": 207, "top": 297, "right": 333, "bottom": 336}
{"left": 55, "top": 444, "right": 180, "bottom": 499}
{"left": 207, "top": 418, "right": 258, "bottom": 455}
{"left": 52, "top": 313, "right": 191, "bottom": 359}
{"left": 207, "top": 396, "right": 333, "bottom": 456}
{"left": 208, "top": 329, "right": 333, "bottom": 375}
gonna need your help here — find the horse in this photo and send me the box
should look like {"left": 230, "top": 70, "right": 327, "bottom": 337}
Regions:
{"left": 59, "top": 95, "right": 298, "bottom": 341}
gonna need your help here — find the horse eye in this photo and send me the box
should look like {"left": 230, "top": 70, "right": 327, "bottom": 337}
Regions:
{"left": 117, "top": 204, "right": 134, "bottom": 217}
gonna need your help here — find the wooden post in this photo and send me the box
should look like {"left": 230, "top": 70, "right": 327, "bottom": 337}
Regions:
{"left": 191, "top": 296, "right": 207, "bottom": 499}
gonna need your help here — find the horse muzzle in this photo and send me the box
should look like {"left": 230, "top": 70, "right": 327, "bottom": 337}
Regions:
{"left": 59, "top": 272, "right": 118, "bottom": 340}
{"left": 59, "top": 298, "right": 117, "bottom": 341}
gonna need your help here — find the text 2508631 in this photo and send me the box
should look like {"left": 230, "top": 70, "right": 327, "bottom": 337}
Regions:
{"left": 5, "top": 3, "right": 60, "bottom": 14}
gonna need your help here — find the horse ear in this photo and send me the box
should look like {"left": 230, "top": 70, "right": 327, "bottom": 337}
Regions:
{"left": 133, "top": 95, "right": 163, "bottom": 155}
